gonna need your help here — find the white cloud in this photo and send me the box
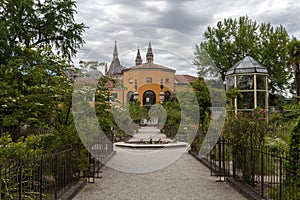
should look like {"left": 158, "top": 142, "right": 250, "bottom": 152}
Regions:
{"left": 74, "top": 0, "right": 300, "bottom": 76}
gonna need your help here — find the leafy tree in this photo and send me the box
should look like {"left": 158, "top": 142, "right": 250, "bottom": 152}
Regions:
{"left": 161, "top": 100, "right": 181, "bottom": 138}
{"left": 129, "top": 101, "right": 149, "bottom": 125}
{"left": 0, "top": 47, "right": 71, "bottom": 129}
{"left": 284, "top": 117, "right": 300, "bottom": 196}
{"left": 191, "top": 76, "right": 211, "bottom": 131}
{"left": 0, "top": 0, "right": 86, "bottom": 137}
{"left": 162, "top": 76, "right": 211, "bottom": 145}
{"left": 195, "top": 16, "right": 290, "bottom": 93}
{"left": 287, "top": 38, "right": 300, "bottom": 102}
{"left": 0, "top": 1, "right": 89, "bottom": 196}
{"left": 0, "top": 0, "right": 86, "bottom": 63}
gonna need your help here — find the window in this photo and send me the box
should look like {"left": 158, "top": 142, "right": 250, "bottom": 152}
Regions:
{"left": 146, "top": 77, "right": 152, "bottom": 83}
{"left": 143, "top": 90, "right": 156, "bottom": 105}
{"left": 111, "top": 93, "right": 118, "bottom": 100}
{"left": 129, "top": 78, "right": 133, "bottom": 84}
{"left": 237, "top": 75, "right": 254, "bottom": 90}
{"left": 165, "top": 78, "right": 169, "bottom": 84}
{"left": 127, "top": 91, "right": 134, "bottom": 102}
{"left": 227, "top": 76, "right": 234, "bottom": 89}
{"left": 165, "top": 91, "right": 171, "bottom": 101}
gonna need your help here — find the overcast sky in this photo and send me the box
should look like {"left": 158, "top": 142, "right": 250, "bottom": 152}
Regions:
{"left": 74, "top": 0, "right": 300, "bottom": 76}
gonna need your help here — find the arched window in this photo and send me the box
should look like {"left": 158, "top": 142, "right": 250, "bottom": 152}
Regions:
{"left": 164, "top": 91, "right": 171, "bottom": 101}
{"left": 143, "top": 90, "right": 156, "bottom": 106}
{"left": 127, "top": 91, "right": 134, "bottom": 103}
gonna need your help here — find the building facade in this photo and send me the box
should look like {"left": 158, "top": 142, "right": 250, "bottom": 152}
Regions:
{"left": 105, "top": 41, "right": 197, "bottom": 106}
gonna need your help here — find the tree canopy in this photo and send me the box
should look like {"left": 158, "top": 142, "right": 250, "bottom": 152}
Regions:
{"left": 287, "top": 38, "right": 300, "bottom": 101}
{"left": 0, "top": 0, "right": 86, "bottom": 137}
{"left": 195, "top": 16, "right": 290, "bottom": 93}
{"left": 0, "top": 0, "right": 86, "bottom": 63}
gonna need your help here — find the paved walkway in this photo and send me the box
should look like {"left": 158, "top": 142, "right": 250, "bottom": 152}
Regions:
{"left": 73, "top": 152, "right": 246, "bottom": 200}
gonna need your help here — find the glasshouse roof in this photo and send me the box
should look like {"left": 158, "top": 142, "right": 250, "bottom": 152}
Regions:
{"left": 226, "top": 56, "right": 268, "bottom": 75}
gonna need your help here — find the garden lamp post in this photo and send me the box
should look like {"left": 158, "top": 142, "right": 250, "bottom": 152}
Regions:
{"left": 159, "top": 79, "right": 164, "bottom": 103}
{"left": 133, "top": 79, "right": 138, "bottom": 101}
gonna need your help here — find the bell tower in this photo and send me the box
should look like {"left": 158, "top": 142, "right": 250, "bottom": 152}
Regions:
{"left": 146, "top": 42, "right": 154, "bottom": 63}
{"left": 135, "top": 48, "right": 142, "bottom": 66}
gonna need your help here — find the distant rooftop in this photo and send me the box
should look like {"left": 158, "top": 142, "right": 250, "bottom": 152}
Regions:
{"left": 123, "top": 62, "right": 175, "bottom": 72}
{"left": 175, "top": 75, "right": 197, "bottom": 85}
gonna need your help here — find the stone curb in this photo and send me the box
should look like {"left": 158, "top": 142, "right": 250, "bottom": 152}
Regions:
{"left": 58, "top": 179, "right": 87, "bottom": 200}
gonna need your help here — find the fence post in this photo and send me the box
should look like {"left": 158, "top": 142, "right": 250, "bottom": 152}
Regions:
{"left": 279, "top": 156, "right": 282, "bottom": 200}
{"left": 54, "top": 153, "right": 58, "bottom": 200}
{"left": 0, "top": 164, "right": 2, "bottom": 200}
{"left": 18, "top": 165, "right": 22, "bottom": 200}
{"left": 218, "top": 141, "right": 221, "bottom": 180}
{"left": 210, "top": 138, "right": 213, "bottom": 176}
{"left": 260, "top": 150, "right": 264, "bottom": 198}
{"left": 232, "top": 148, "right": 236, "bottom": 178}
{"left": 222, "top": 139, "right": 226, "bottom": 178}
{"left": 39, "top": 157, "right": 43, "bottom": 200}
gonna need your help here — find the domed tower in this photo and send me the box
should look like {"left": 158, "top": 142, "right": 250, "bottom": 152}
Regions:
{"left": 146, "top": 42, "right": 154, "bottom": 63}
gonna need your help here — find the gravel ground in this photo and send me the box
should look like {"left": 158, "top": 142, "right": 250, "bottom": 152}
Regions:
{"left": 73, "top": 151, "right": 246, "bottom": 200}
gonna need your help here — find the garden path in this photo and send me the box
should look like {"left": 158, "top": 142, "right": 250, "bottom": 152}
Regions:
{"left": 73, "top": 150, "right": 246, "bottom": 200}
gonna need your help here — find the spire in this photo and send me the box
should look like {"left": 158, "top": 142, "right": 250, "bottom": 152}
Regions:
{"left": 107, "top": 41, "right": 125, "bottom": 77}
{"left": 135, "top": 48, "right": 142, "bottom": 66}
{"left": 146, "top": 42, "right": 153, "bottom": 63}
{"left": 113, "top": 41, "right": 118, "bottom": 59}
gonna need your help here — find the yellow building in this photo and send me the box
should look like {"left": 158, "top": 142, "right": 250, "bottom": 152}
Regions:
{"left": 105, "top": 41, "right": 197, "bottom": 106}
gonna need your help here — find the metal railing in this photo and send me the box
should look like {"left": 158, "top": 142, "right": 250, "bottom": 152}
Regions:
{"left": 0, "top": 146, "right": 82, "bottom": 200}
{"left": 0, "top": 131, "right": 115, "bottom": 199}
{"left": 195, "top": 139, "right": 299, "bottom": 200}
{"left": 85, "top": 133, "right": 114, "bottom": 183}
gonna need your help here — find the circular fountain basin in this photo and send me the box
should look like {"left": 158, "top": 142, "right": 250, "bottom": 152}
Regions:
{"left": 114, "top": 141, "right": 188, "bottom": 148}
{"left": 115, "top": 127, "right": 188, "bottom": 148}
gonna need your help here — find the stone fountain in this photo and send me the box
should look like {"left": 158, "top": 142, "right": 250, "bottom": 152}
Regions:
{"left": 115, "top": 126, "right": 187, "bottom": 148}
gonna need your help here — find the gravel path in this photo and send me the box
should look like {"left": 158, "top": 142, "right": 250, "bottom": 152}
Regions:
{"left": 73, "top": 151, "right": 246, "bottom": 200}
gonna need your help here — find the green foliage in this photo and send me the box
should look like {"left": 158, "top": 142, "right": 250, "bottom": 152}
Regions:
{"left": 286, "top": 38, "right": 300, "bottom": 100}
{"left": 0, "top": 47, "right": 71, "bottom": 129}
{"left": 0, "top": 1, "right": 89, "bottom": 198}
{"left": 0, "top": 133, "right": 43, "bottom": 162}
{"left": 161, "top": 100, "right": 181, "bottom": 138}
{"left": 223, "top": 109, "right": 267, "bottom": 146}
{"left": 223, "top": 109, "right": 268, "bottom": 184}
{"left": 286, "top": 117, "right": 300, "bottom": 182}
{"left": 270, "top": 117, "right": 300, "bottom": 199}
{"left": 0, "top": 0, "right": 86, "bottom": 63}
{"left": 95, "top": 76, "right": 116, "bottom": 133}
{"left": 129, "top": 101, "right": 149, "bottom": 125}
{"left": 195, "top": 16, "right": 290, "bottom": 93}
{"left": 283, "top": 102, "right": 300, "bottom": 120}
{"left": 191, "top": 77, "right": 211, "bottom": 129}
{"left": 162, "top": 76, "right": 211, "bottom": 146}
{"left": 226, "top": 88, "right": 242, "bottom": 107}
{"left": 264, "top": 112, "right": 293, "bottom": 152}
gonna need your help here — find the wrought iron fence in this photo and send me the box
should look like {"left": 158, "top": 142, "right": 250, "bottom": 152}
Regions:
{"left": 85, "top": 133, "right": 115, "bottom": 183}
{"left": 196, "top": 139, "right": 299, "bottom": 200}
{"left": 0, "top": 145, "right": 83, "bottom": 200}
{"left": 0, "top": 130, "right": 115, "bottom": 199}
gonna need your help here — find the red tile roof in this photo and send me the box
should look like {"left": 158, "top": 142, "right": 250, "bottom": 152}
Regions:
{"left": 175, "top": 75, "right": 197, "bottom": 84}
